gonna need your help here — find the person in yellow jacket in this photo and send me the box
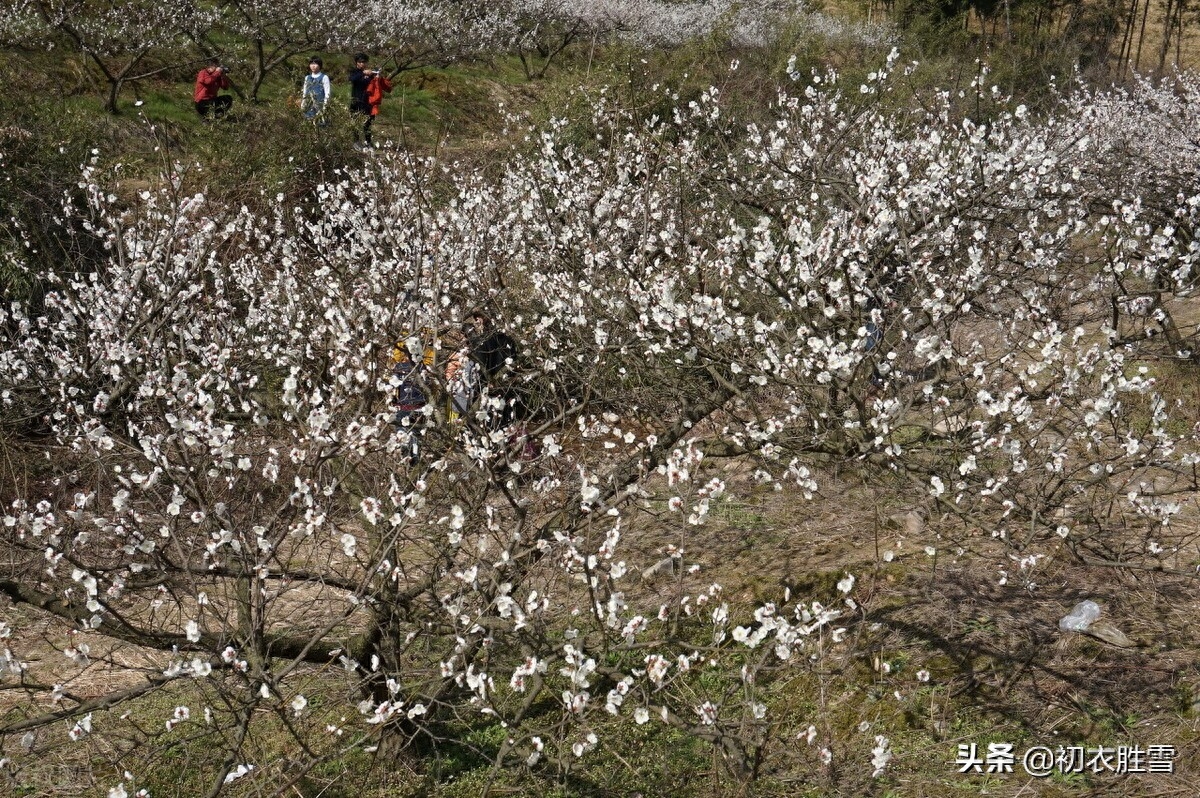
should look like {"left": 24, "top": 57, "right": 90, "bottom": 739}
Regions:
{"left": 391, "top": 328, "right": 436, "bottom": 369}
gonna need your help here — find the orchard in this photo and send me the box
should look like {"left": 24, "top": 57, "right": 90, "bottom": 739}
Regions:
{"left": 2, "top": 2, "right": 1200, "bottom": 796}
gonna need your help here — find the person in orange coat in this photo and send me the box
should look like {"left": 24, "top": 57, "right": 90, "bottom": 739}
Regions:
{"left": 193, "top": 58, "right": 233, "bottom": 119}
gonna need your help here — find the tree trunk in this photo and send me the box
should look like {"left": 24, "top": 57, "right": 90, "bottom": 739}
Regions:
{"left": 1157, "top": 0, "right": 1175, "bottom": 73}
{"left": 1117, "top": 0, "right": 1140, "bottom": 80}
{"left": 1174, "top": 0, "right": 1187, "bottom": 67}
{"left": 250, "top": 39, "right": 267, "bottom": 102}
{"left": 1134, "top": 0, "right": 1152, "bottom": 69}
{"left": 106, "top": 77, "right": 122, "bottom": 114}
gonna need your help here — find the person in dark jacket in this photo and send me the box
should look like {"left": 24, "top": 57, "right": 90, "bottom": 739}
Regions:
{"left": 391, "top": 345, "right": 427, "bottom": 464}
{"left": 466, "top": 310, "right": 522, "bottom": 426}
{"left": 467, "top": 310, "right": 517, "bottom": 380}
{"left": 194, "top": 59, "right": 233, "bottom": 118}
{"left": 348, "top": 53, "right": 390, "bottom": 148}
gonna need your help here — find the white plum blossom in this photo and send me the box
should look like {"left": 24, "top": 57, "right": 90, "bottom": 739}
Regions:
{"left": 223, "top": 764, "right": 255, "bottom": 784}
{"left": 871, "top": 735, "right": 892, "bottom": 777}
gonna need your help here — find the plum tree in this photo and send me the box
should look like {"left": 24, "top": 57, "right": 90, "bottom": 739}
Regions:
{"left": 30, "top": 0, "right": 219, "bottom": 112}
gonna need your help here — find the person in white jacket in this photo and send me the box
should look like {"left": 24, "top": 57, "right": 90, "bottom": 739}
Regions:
{"left": 301, "top": 56, "right": 331, "bottom": 124}
{"left": 443, "top": 326, "right": 479, "bottom": 421}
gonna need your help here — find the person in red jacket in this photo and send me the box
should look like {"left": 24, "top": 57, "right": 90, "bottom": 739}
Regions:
{"left": 194, "top": 59, "right": 233, "bottom": 119}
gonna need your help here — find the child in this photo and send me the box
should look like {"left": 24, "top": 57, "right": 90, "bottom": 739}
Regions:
{"left": 390, "top": 344, "right": 427, "bottom": 464}
{"left": 301, "top": 56, "right": 331, "bottom": 124}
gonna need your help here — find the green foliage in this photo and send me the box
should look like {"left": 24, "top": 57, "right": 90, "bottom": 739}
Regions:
{"left": 179, "top": 102, "right": 362, "bottom": 208}
{"left": 0, "top": 96, "right": 145, "bottom": 300}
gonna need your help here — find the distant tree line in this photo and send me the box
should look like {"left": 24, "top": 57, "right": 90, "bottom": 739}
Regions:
{"left": 0, "top": 0, "right": 889, "bottom": 113}
{"left": 866, "top": 0, "right": 1196, "bottom": 77}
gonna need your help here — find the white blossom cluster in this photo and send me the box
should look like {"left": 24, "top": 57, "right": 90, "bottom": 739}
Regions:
{"left": 0, "top": 0, "right": 45, "bottom": 46}
{"left": 514, "top": 0, "right": 893, "bottom": 48}
{"left": 30, "top": 0, "right": 219, "bottom": 54}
